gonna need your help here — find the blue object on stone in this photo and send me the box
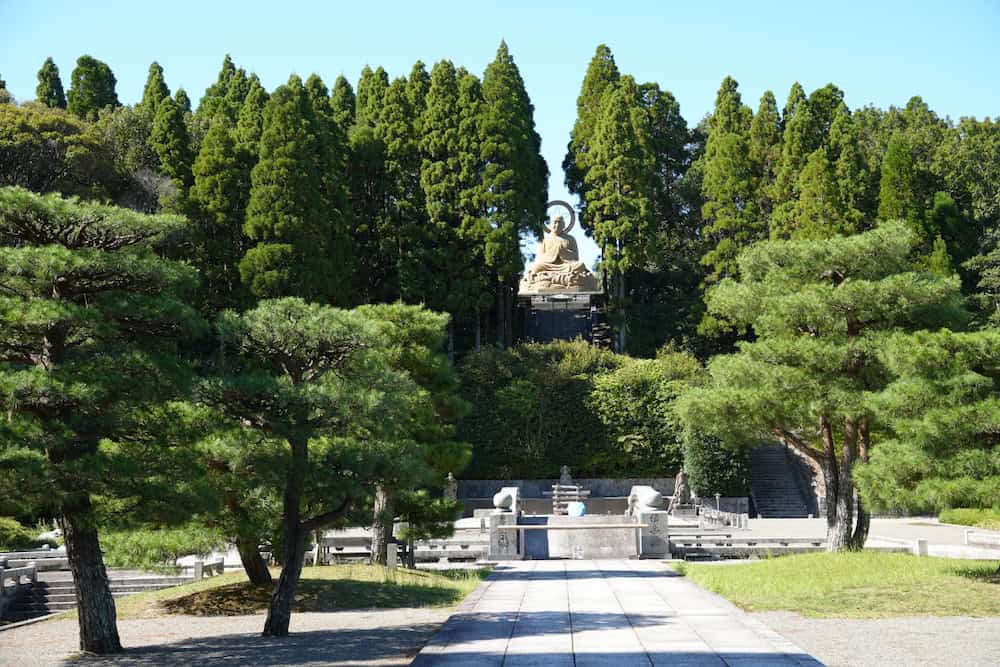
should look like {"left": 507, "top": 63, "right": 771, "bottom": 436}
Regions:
{"left": 567, "top": 501, "right": 586, "bottom": 517}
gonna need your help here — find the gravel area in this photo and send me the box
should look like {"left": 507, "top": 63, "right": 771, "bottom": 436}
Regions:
{"left": 754, "top": 611, "right": 1000, "bottom": 667}
{"left": 0, "top": 608, "right": 450, "bottom": 666}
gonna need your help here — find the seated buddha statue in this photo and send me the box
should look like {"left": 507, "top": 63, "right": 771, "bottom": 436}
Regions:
{"left": 519, "top": 213, "right": 598, "bottom": 293}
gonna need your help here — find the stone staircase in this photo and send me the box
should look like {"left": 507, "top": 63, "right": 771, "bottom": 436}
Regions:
{"left": 3, "top": 572, "right": 192, "bottom": 624}
{"left": 749, "top": 444, "right": 816, "bottom": 518}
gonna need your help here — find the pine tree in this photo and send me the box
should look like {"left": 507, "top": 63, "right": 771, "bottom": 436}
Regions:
{"left": 698, "top": 76, "right": 760, "bottom": 282}
{"left": 138, "top": 62, "right": 170, "bottom": 115}
{"left": 0, "top": 188, "right": 204, "bottom": 653}
{"left": 564, "top": 44, "right": 621, "bottom": 213}
{"left": 190, "top": 113, "right": 251, "bottom": 311}
{"left": 150, "top": 96, "right": 193, "bottom": 192}
{"left": 67, "top": 55, "right": 119, "bottom": 119}
{"left": 330, "top": 75, "right": 356, "bottom": 130}
{"left": 35, "top": 57, "right": 66, "bottom": 108}
{"left": 480, "top": 41, "right": 548, "bottom": 346}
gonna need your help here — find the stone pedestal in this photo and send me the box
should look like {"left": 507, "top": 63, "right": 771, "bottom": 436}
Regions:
{"left": 637, "top": 511, "right": 670, "bottom": 559}
{"left": 488, "top": 513, "right": 520, "bottom": 560}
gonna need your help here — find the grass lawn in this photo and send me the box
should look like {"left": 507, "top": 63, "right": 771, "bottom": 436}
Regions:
{"left": 57, "top": 565, "right": 489, "bottom": 621}
{"left": 674, "top": 552, "right": 999, "bottom": 619}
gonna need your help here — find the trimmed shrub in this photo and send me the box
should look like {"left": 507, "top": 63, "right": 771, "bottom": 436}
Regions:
{"left": 682, "top": 432, "right": 750, "bottom": 497}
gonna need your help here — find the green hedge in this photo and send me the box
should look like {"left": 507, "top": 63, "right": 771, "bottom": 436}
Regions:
{"left": 938, "top": 508, "right": 1000, "bottom": 531}
{"left": 459, "top": 342, "right": 710, "bottom": 479}
{"left": 0, "top": 516, "right": 56, "bottom": 551}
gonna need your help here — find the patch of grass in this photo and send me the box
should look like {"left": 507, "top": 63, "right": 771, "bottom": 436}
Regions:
{"left": 939, "top": 508, "right": 1000, "bottom": 531}
{"left": 106, "top": 565, "right": 489, "bottom": 619}
{"left": 677, "top": 552, "right": 1000, "bottom": 619}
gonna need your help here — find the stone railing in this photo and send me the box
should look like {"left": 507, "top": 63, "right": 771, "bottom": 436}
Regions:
{"left": 699, "top": 506, "right": 750, "bottom": 530}
{"left": 0, "top": 561, "right": 37, "bottom": 619}
{"left": 964, "top": 530, "right": 1000, "bottom": 548}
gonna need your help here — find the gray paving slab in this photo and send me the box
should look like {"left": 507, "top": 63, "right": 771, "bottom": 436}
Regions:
{"left": 410, "top": 559, "right": 823, "bottom": 666}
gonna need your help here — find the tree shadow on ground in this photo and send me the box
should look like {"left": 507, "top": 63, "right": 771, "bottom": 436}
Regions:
{"left": 64, "top": 624, "right": 443, "bottom": 666}
{"left": 160, "top": 579, "right": 467, "bottom": 616}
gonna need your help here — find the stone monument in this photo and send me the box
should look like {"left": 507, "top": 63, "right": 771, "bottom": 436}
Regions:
{"left": 519, "top": 205, "right": 598, "bottom": 294}
{"left": 517, "top": 201, "right": 603, "bottom": 344}
{"left": 443, "top": 472, "right": 458, "bottom": 502}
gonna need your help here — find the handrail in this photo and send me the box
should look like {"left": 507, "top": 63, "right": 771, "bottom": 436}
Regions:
{"left": 496, "top": 523, "right": 649, "bottom": 530}
{"left": 0, "top": 561, "right": 37, "bottom": 600}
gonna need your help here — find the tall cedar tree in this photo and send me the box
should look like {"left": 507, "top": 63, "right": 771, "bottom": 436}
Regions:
{"left": 234, "top": 74, "right": 268, "bottom": 153}
{"left": 0, "top": 188, "right": 204, "bottom": 653}
{"left": 678, "top": 221, "right": 965, "bottom": 550}
{"left": 242, "top": 75, "right": 350, "bottom": 303}
{"left": 138, "top": 62, "right": 170, "bottom": 116}
{"left": 174, "top": 88, "right": 192, "bottom": 113}
{"left": 356, "top": 66, "right": 389, "bottom": 127}
{"left": 67, "top": 55, "right": 119, "bottom": 119}
{"left": 584, "top": 76, "right": 654, "bottom": 351}
{"left": 190, "top": 113, "right": 251, "bottom": 311}
{"left": 564, "top": 45, "right": 620, "bottom": 221}
{"left": 418, "top": 61, "right": 484, "bottom": 355}
{"left": 198, "top": 54, "right": 237, "bottom": 119}
{"left": 698, "top": 76, "right": 758, "bottom": 282}
{"left": 330, "top": 75, "right": 356, "bottom": 130}
{"left": 150, "top": 96, "right": 194, "bottom": 193}
{"left": 748, "top": 91, "right": 781, "bottom": 221}
{"left": 36, "top": 57, "right": 67, "bottom": 109}
{"left": 480, "top": 42, "right": 548, "bottom": 348}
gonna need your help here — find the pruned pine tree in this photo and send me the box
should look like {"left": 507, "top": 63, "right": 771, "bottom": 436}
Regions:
{"left": 0, "top": 188, "right": 204, "bottom": 653}
{"left": 204, "top": 298, "right": 417, "bottom": 636}
{"left": 678, "top": 221, "right": 966, "bottom": 550}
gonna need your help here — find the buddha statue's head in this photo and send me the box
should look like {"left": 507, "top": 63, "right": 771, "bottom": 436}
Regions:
{"left": 549, "top": 214, "right": 566, "bottom": 234}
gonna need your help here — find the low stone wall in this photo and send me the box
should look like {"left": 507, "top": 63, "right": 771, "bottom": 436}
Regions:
{"left": 458, "top": 478, "right": 675, "bottom": 500}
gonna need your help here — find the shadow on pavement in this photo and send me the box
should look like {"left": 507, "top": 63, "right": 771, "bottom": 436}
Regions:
{"left": 64, "top": 623, "right": 442, "bottom": 666}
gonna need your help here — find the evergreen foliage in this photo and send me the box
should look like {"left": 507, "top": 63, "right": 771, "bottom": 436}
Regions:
{"left": 36, "top": 57, "right": 67, "bottom": 109}
{"left": 150, "top": 95, "right": 193, "bottom": 196}
{"left": 0, "top": 187, "right": 205, "bottom": 652}
{"left": 67, "top": 55, "right": 119, "bottom": 119}
{"left": 678, "top": 222, "right": 966, "bottom": 550}
{"left": 138, "top": 62, "right": 170, "bottom": 115}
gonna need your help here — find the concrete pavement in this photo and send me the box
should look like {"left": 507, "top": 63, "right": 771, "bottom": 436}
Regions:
{"left": 411, "top": 559, "right": 823, "bottom": 666}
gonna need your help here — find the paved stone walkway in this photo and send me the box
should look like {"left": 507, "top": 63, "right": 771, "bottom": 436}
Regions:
{"left": 412, "top": 560, "right": 823, "bottom": 666}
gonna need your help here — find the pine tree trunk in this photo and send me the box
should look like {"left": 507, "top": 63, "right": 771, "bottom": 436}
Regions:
{"left": 850, "top": 417, "right": 872, "bottom": 549}
{"left": 262, "top": 436, "right": 307, "bottom": 637}
{"left": 370, "top": 483, "right": 394, "bottom": 566}
{"left": 474, "top": 308, "right": 481, "bottom": 350}
{"left": 62, "top": 497, "right": 122, "bottom": 654}
{"left": 236, "top": 534, "right": 272, "bottom": 586}
{"left": 261, "top": 521, "right": 307, "bottom": 636}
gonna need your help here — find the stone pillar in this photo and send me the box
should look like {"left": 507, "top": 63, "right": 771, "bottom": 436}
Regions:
{"left": 637, "top": 511, "right": 671, "bottom": 559}
{"left": 488, "top": 513, "right": 520, "bottom": 560}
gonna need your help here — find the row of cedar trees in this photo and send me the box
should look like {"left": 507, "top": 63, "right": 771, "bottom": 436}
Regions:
{"left": 562, "top": 46, "right": 998, "bottom": 355}
{"left": 19, "top": 45, "right": 548, "bottom": 354}
{"left": 14, "top": 45, "right": 997, "bottom": 355}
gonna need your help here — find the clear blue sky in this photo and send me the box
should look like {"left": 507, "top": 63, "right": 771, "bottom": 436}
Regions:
{"left": 3, "top": 0, "right": 998, "bottom": 268}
